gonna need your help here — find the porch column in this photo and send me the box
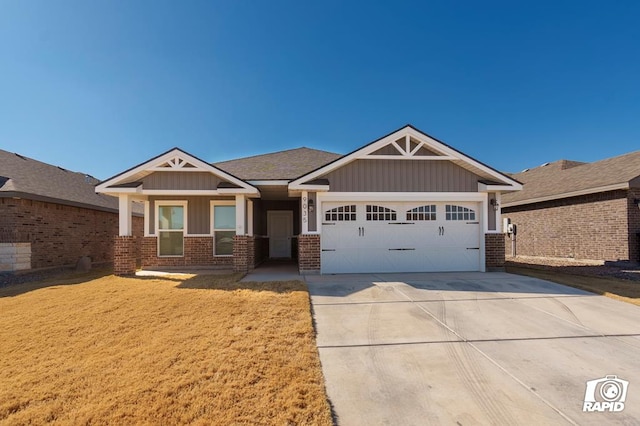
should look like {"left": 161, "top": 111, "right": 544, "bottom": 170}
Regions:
{"left": 301, "top": 191, "right": 309, "bottom": 234}
{"left": 494, "top": 193, "right": 502, "bottom": 232}
{"left": 235, "top": 195, "right": 246, "bottom": 235}
{"left": 247, "top": 199, "right": 254, "bottom": 236}
{"left": 118, "top": 194, "right": 133, "bottom": 236}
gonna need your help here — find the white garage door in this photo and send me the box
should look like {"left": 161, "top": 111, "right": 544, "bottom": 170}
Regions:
{"left": 321, "top": 202, "right": 481, "bottom": 274}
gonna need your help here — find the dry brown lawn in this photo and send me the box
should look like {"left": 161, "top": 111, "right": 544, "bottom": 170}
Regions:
{"left": 506, "top": 265, "right": 640, "bottom": 307}
{"left": 0, "top": 271, "right": 333, "bottom": 425}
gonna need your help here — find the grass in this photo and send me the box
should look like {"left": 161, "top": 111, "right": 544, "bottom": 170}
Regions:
{"left": 0, "top": 271, "right": 333, "bottom": 425}
{"left": 506, "top": 265, "right": 640, "bottom": 307}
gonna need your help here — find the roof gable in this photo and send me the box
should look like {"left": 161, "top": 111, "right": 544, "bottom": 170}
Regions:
{"left": 289, "top": 125, "right": 522, "bottom": 191}
{"left": 96, "top": 148, "right": 258, "bottom": 195}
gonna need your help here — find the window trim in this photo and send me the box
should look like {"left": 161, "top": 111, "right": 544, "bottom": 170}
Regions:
{"left": 210, "top": 200, "right": 236, "bottom": 257}
{"left": 156, "top": 200, "right": 188, "bottom": 257}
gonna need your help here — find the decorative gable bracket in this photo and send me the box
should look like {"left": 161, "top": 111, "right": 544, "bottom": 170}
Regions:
{"left": 364, "top": 134, "right": 456, "bottom": 161}
{"left": 150, "top": 156, "right": 202, "bottom": 171}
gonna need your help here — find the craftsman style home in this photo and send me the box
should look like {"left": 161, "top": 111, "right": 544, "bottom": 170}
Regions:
{"left": 97, "top": 125, "right": 521, "bottom": 275}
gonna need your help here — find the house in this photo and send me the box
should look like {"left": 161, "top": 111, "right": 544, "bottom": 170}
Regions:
{"left": 0, "top": 149, "right": 143, "bottom": 273}
{"left": 96, "top": 125, "right": 522, "bottom": 275}
{"left": 501, "top": 150, "right": 640, "bottom": 263}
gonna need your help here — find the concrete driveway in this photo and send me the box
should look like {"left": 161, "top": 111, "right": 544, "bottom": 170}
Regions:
{"left": 306, "top": 272, "right": 640, "bottom": 425}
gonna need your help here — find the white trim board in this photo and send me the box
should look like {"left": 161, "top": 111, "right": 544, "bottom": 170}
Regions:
{"left": 317, "top": 192, "right": 487, "bottom": 202}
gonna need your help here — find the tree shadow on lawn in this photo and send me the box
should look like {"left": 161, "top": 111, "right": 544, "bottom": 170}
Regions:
{"left": 176, "top": 273, "right": 306, "bottom": 293}
{"left": 0, "top": 268, "right": 113, "bottom": 298}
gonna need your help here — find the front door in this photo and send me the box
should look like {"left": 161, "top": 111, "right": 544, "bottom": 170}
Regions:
{"left": 267, "top": 210, "right": 293, "bottom": 258}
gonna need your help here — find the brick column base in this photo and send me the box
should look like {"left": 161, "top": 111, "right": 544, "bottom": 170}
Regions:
{"left": 233, "top": 235, "right": 253, "bottom": 273}
{"left": 298, "top": 234, "right": 320, "bottom": 274}
{"left": 485, "top": 233, "right": 506, "bottom": 271}
{"left": 114, "top": 236, "right": 137, "bottom": 276}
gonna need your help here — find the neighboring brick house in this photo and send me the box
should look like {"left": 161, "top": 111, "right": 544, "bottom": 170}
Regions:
{"left": 0, "top": 149, "right": 143, "bottom": 273}
{"left": 501, "top": 151, "right": 640, "bottom": 264}
{"left": 97, "top": 124, "right": 521, "bottom": 275}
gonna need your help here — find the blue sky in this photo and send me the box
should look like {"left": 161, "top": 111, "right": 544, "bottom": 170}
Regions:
{"left": 1, "top": 1, "right": 639, "bottom": 179}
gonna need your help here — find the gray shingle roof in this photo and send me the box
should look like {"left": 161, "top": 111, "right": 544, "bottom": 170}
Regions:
{"left": 0, "top": 149, "right": 124, "bottom": 213}
{"left": 502, "top": 150, "right": 640, "bottom": 205}
{"left": 214, "top": 147, "right": 342, "bottom": 180}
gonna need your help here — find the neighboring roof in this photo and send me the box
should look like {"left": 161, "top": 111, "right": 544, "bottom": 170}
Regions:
{"left": 289, "top": 124, "right": 522, "bottom": 190}
{"left": 502, "top": 150, "right": 640, "bottom": 206}
{"left": 214, "top": 147, "right": 342, "bottom": 181}
{"left": 0, "top": 149, "right": 130, "bottom": 213}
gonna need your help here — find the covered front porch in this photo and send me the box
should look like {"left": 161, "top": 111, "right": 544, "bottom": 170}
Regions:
{"left": 113, "top": 190, "right": 313, "bottom": 275}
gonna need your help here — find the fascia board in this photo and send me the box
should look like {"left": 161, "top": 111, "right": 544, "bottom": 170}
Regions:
{"left": 501, "top": 182, "right": 629, "bottom": 207}
{"left": 140, "top": 189, "right": 259, "bottom": 196}
{"left": 478, "top": 183, "right": 523, "bottom": 192}
{"left": 248, "top": 180, "right": 290, "bottom": 186}
{"left": 288, "top": 184, "right": 330, "bottom": 191}
{"left": 96, "top": 148, "right": 257, "bottom": 193}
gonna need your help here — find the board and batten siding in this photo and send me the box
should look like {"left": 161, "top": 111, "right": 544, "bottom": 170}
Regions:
{"left": 320, "top": 159, "right": 480, "bottom": 192}
{"left": 148, "top": 196, "right": 234, "bottom": 235}
{"left": 142, "top": 172, "right": 224, "bottom": 190}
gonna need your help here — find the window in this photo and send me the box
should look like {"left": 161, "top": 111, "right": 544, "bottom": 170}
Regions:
{"left": 325, "top": 205, "right": 356, "bottom": 221}
{"left": 212, "top": 202, "right": 235, "bottom": 256}
{"left": 157, "top": 204, "right": 185, "bottom": 256}
{"left": 407, "top": 205, "right": 436, "bottom": 221}
{"left": 445, "top": 204, "right": 476, "bottom": 221}
{"left": 366, "top": 205, "right": 397, "bottom": 221}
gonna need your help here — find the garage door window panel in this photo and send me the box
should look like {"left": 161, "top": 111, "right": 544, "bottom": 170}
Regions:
{"left": 446, "top": 204, "right": 476, "bottom": 221}
{"left": 406, "top": 205, "right": 436, "bottom": 221}
{"left": 324, "top": 205, "right": 356, "bottom": 222}
{"left": 366, "top": 205, "right": 397, "bottom": 221}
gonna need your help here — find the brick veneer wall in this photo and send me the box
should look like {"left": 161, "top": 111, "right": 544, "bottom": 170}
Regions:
{"left": 141, "top": 236, "right": 233, "bottom": 269}
{"left": 484, "top": 233, "right": 505, "bottom": 270}
{"left": 502, "top": 190, "right": 631, "bottom": 261}
{"left": 628, "top": 188, "right": 640, "bottom": 263}
{"left": 0, "top": 197, "right": 143, "bottom": 270}
{"left": 298, "top": 234, "right": 320, "bottom": 273}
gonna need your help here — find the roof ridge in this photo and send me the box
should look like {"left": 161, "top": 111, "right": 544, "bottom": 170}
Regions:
{"left": 0, "top": 148, "right": 94, "bottom": 178}
{"left": 213, "top": 146, "right": 341, "bottom": 164}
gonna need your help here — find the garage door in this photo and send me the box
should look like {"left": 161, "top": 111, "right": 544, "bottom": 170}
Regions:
{"left": 321, "top": 202, "right": 481, "bottom": 273}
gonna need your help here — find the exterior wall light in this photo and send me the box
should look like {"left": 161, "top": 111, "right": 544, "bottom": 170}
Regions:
{"left": 634, "top": 199, "right": 640, "bottom": 210}
{"left": 308, "top": 198, "right": 315, "bottom": 213}
{"left": 490, "top": 198, "right": 499, "bottom": 211}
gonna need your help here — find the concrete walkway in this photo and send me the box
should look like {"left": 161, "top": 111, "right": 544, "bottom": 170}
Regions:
{"left": 241, "top": 261, "right": 301, "bottom": 282}
{"left": 307, "top": 272, "right": 640, "bottom": 425}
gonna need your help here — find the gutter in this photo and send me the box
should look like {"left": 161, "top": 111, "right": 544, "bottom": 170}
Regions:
{"left": 0, "top": 191, "right": 144, "bottom": 216}
{"left": 501, "top": 182, "right": 630, "bottom": 208}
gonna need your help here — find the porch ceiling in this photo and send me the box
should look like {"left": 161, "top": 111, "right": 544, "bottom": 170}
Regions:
{"left": 258, "top": 185, "right": 295, "bottom": 200}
